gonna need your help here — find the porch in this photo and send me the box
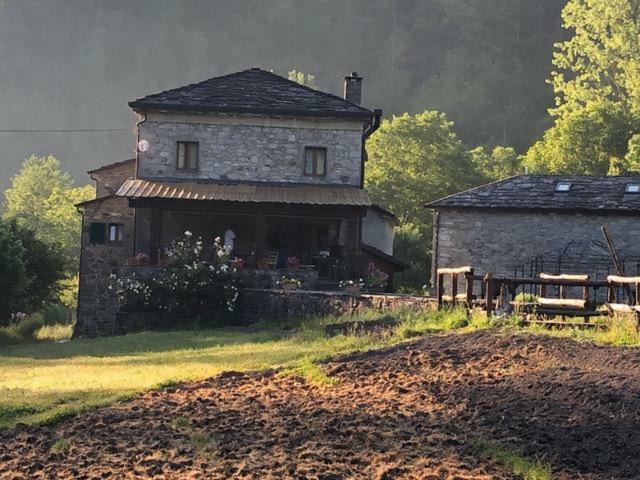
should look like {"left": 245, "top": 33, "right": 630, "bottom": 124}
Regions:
{"left": 130, "top": 198, "right": 365, "bottom": 281}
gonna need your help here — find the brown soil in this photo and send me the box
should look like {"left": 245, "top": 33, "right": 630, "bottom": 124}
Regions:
{"left": 2, "top": 330, "right": 640, "bottom": 479}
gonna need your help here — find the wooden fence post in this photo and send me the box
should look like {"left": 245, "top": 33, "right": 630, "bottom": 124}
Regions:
{"left": 436, "top": 272, "right": 444, "bottom": 309}
{"left": 451, "top": 273, "right": 458, "bottom": 304}
{"left": 485, "top": 273, "right": 494, "bottom": 318}
{"left": 465, "top": 268, "right": 475, "bottom": 306}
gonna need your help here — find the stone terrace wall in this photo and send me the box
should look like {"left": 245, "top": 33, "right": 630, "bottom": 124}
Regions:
{"left": 240, "top": 289, "right": 436, "bottom": 323}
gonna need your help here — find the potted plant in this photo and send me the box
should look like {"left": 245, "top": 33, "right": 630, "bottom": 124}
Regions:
{"left": 339, "top": 279, "right": 364, "bottom": 296}
{"left": 128, "top": 252, "right": 150, "bottom": 265}
{"left": 276, "top": 275, "right": 302, "bottom": 291}
{"left": 257, "top": 257, "right": 269, "bottom": 270}
{"left": 230, "top": 257, "right": 245, "bottom": 269}
{"left": 287, "top": 256, "right": 300, "bottom": 271}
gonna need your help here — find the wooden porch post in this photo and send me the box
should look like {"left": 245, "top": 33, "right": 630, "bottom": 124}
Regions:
{"left": 149, "top": 208, "right": 162, "bottom": 265}
{"left": 255, "top": 213, "right": 266, "bottom": 261}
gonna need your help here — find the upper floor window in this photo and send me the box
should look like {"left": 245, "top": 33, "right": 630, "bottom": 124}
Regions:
{"left": 555, "top": 181, "right": 571, "bottom": 192}
{"left": 177, "top": 141, "right": 199, "bottom": 171}
{"left": 304, "top": 147, "right": 326, "bottom": 176}
{"left": 626, "top": 184, "right": 640, "bottom": 193}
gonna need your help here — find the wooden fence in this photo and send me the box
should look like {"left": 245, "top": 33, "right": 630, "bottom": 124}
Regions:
{"left": 436, "top": 266, "right": 640, "bottom": 329}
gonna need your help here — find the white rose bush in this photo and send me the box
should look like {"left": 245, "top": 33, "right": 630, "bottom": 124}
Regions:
{"left": 111, "top": 232, "right": 241, "bottom": 326}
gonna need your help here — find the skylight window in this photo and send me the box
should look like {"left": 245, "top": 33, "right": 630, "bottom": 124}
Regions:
{"left": 626, "top": 184, "right": 640, "bottom": 193}
{"left": 555, "top": 182, "right": 572, "bottom": 192}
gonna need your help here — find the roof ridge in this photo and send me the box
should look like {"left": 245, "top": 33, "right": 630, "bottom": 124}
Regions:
{"left": 425, "top": 174, "right": 524, "bottom": 208}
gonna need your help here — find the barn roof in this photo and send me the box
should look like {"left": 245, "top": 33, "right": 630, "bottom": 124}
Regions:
{"left": 425, "top": 175, "right": 640, "bottom": 213}
{"left": 129, "top": 68, "right": 373, "bottom": 120}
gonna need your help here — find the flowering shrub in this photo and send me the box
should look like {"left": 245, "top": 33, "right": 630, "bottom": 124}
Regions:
{"left": 110, "top": 232, "right": 240, "bottom": 325}
{"left": 276, "top": 276, "right": 302, "bottom": 289}
{"left": 339, "top": 279, "right": 365, "bottom": 290}
{"left": 287, "top": 256, "right": 300, "bottom": 269}
{"left": 364, "top": 262, "right": 389, "bottom": 291}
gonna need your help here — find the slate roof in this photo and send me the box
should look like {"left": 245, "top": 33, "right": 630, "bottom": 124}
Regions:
{"left": 116, "top": 178, "right": 372, "bottom": 206}
{"left": 87, "top": 158, "right": 135, "bottom": 174}
{"left": 425, "top": 175, "right": 640, "bottom": 213}
{"left": 128, "top": 68, "right": 373, "bottom": 119}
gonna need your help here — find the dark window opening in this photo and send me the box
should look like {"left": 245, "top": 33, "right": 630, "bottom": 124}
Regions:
{"left": 108, "top": 223, "right": 125, "bottom": 242}
{"left": 177, "top": 141, "right": 199, "bottom": 170}
{"left": 89, "top": 222, "right": 106, "bottom": 244}
{"left": 304, "top": 147, "right": 327, "bottom": 176}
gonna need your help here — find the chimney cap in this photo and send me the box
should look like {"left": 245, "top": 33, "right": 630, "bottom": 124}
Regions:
{"left": 344, "top": 72, "right": 363, "bottom": 81}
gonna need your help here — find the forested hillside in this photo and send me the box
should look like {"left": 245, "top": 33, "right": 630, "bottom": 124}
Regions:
{"left": 0, "top": 0, "right": 565, "bottom": 189}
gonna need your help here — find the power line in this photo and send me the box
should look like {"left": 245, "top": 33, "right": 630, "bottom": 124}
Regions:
{"left": 0, "top": 128, "right": 130, "bottom": 132}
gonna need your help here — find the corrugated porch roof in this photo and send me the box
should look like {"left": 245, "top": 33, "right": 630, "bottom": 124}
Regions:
{"left": 116, "top": 178, "right": 372, "bottom": 206}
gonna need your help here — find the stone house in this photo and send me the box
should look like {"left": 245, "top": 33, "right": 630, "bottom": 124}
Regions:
{"left": 75, "top": 68, "right": 404, "bottom": 336}
{"left": 427, "top": 175, "right": 640, "bottom": 282}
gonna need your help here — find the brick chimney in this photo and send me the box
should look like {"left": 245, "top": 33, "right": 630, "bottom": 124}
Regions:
{"left": 343, "top": 72, "right": 363, "bottom": 105}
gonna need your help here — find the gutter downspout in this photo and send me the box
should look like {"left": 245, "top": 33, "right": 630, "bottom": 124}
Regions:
{"left": 132, "top": 111, "right": 147, "bottom": 257}
{"left": 360, "top": 108, "right": 382, "bottom": 188}
{"left": 72, "top": 206, "right": 86, "bottom": 339}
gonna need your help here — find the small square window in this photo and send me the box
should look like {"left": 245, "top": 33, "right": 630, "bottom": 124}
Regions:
{"left": 555, "top": 182, "right": 571, "bottom": 192}
{"left": 626, "top": 184, "right": 640, "bottom": 193}
{"left": 304, "top": 147, "right": 327, "bottom": 176}
{"left": 108, "top": 223, "right": 124, "bottom": 242}
{"left": 177, "top": 141, "right": 199, "bottom": 170}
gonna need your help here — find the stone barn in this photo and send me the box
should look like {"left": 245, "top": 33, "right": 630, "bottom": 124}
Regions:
{"left": 427, "top": 175, "right": 640, "bottom": 282}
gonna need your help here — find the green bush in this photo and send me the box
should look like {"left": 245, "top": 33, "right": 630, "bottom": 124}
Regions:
{"left": 16, "top": 313, "right": 45, "bottom": 340}
{"left": 42, "top": 304, "right": 69, "bottom": 325}
{"left": 0, "top": 219, "right": 65, "bottom": 324}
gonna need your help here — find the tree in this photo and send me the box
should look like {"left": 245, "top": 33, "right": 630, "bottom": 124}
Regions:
{"left": 523, "top": 100, "right": 640, "bottom": 174}
{"left": 0, "top": 220, "right": 65, "bottom": 324}
{"left": 469, "top": 146, "right": 522, "bottom": 180}
{"left": 287, "top": 69, "right": 317, "bottom": 89}
{"left": 550, "top": 0, "right": 640, "bottom": 117}
{"left": 365, "top": 111, "right": 481, "bottom": 288}
{"left": 3, "top": 155, "right": 94, "bottom": 272}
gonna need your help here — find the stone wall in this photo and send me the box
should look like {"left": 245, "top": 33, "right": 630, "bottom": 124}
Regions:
{"left": 91, "top": 161, "right": 135, "bottom": 197}
{"left": 434, "top": 208, "right": 640, "bottom": 283}
{"left": 137, "top": 113, "right": 363, "bottom": 185}
{"left": 240, "top": 289, "right": 436, "bottom": 323}
{"left": 75, "top": 197, "right": 134, "bottom": 336}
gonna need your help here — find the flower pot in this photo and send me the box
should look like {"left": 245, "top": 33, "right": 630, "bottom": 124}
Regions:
{"left": 282, "top": 283, "right": 298, "bottom": 291}
{"left": 344, "top": 286, "right": 361, "bottom": 296}
{"left": 231, "top": 260, "right": 244, "bottom": 269}
{"left": 287, "top": 265, "right": 299, "bottom": 272}
{"left": 257, "top": 259, "right": 269, "bottom": 270}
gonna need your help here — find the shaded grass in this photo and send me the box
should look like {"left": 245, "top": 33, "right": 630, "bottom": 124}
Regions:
{"left": 473, "top": 440, "right": 551, "bottom": 480}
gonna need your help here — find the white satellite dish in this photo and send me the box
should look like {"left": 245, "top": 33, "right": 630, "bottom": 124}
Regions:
{"left": 138, "top": 139, "right": 150, "bottom": 152}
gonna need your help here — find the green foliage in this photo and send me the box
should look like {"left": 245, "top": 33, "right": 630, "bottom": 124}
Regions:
{"left": 2, "top": 155, "right": 94, "bottom": 272}
{"left": 365, "top": 111, "right": 484, "bottom": 288}
{"left": 367, "top": 111, "right": 479, "bottom": 232}
{"left": 473, "top": 441, "right": 551, "bottom": 480}
{"left": 287, "top": 69, "right": 317, "bottom": 89}
{"left": 524, "top": 100, "right": 640, "bottom": 174}
{"left": 0, "top": 219, "right": 65, "bottom": 323}
{"left": 469, "top": 145, "right": 522, "bottom": 180}
{"left": 50, "top": 438, "right": 71, "bottom": 454}
{"left": 550, "top": 0, "right": 640, "bottom": 117}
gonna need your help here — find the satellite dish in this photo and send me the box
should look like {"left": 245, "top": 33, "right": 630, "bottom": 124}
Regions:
{"left": 138, "top": 139, "right": 150, "bottom": 152}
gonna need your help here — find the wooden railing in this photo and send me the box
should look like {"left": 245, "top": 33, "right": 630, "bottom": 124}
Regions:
{"left": 436, "top": 266, "right": 640, "bottom": 329}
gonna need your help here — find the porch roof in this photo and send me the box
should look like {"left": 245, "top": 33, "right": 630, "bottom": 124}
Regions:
{"left": 116, "top": 178, "right": 372, "bottom": 206}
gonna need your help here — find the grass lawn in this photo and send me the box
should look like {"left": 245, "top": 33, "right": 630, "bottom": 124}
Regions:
{"left": 0, "top": 309, "right": 474, "bottom": 429}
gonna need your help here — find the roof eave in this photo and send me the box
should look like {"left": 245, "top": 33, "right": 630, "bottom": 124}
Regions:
{"left": 128, "top": 102, "right": 374, "bottom": 120}
{"left": 427, "top": 205, "right": 640, "bottom": 215}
